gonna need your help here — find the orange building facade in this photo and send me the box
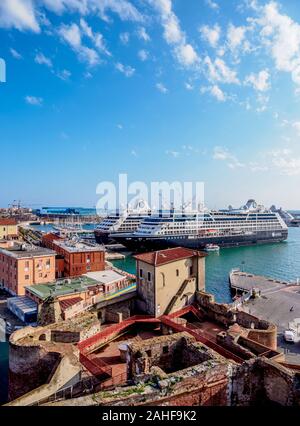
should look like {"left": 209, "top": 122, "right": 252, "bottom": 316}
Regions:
{"left": 42, "top": 233, "right": 105, "bottom": 278}
{"left": 0, "top": 244, "right": 56, "bottom": 296}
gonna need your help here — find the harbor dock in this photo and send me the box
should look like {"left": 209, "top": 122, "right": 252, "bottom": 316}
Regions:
{"left": 229, "top": 269, "right": 300, "bottom": 332}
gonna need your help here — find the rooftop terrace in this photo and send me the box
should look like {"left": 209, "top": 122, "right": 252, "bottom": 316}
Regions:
{"left": 26, "top": 276, "right": 100, "bottom": 300}
{"left": 54, "top": 239, "right": 104, "bottom": 253}
{"left": 26, "top": 269, "right": 131, "bottom": 301}
{"left": 0, "top": 243, "right": 56, "bottom": 259}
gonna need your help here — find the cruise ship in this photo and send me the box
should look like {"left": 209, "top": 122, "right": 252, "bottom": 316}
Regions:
{"left": 94, "top": 200, "right": 152, "bottom": 245}
{"left": 112, "top": 200, "right": 288, "bottom": 251}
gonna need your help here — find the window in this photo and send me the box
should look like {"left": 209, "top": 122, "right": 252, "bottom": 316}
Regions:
{"left": 25, "top": 261, "right": 30, "bottom": 272}
{"left": 163, "top": 346, "right": 169, "bottom": 354}
{"left": 147, "top": 272, "right": 151, "bottom": 282}
{"left": 139, "top": 268, "right": 143, "bottom": 278}
{"left": 160, "top": 272, "right": 166, "bottom": 287}
{"left": 176, "top": 269, "right": 179, "bottom": 277}
{"left": 46, "top": 259, "right": 51, "bottom": 269}
{"left": 146, "top": 349, "right": 152, "bottom": 357}
{"left": 189, "top": 266, "right": 193, "bottom": 276}
{"left": 25, "top": 275, "right": 29, "bottom": 280}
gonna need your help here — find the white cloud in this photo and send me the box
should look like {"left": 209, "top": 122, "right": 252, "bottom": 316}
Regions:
{"left": 175, "top": 43, "right": 198, "bottom": 67}
{"left": 210, "top": 85, "right": 226, "bottom": 102}
{"left": 156, "top": 82, "right": 168, "bottom": 94}
{"left": 200, "top": 24, "right": 221, "bottom": 48}
{"left": 257, "top": 1, "right": 300, "bottom": 86}
{"left": 137, "top": 27, "right": 150, "bottom": 42}
{"left": 150, "top": 0, "right": 199, "bottom": 67}
{"left": 80, "top": 18, "right": 110, "bottom": 55}
{"left": 43, "top": 0, "right": 143, "bottom": 22}
{"left": 131, "top": 149, "right": 138, "bottom": 157}
{"left": 120, "top": 32, "right": 130, "bottom": 45}
{"left": 201, "top": 85, "right": 227, "bottom": 101}
{"left": 35, "top": 52, "right": 53, "bottom": 68}
{"left": 138, "top": 49, "right": 149, "bottom": 61}
{"left": 166, "top": 150, "right": 179, "bottom": 158}
{"left": 204, "top": 56, "right": 239, "bottom": 84}
{"left": 10, "top": 48, "right": 22, "bottom": 59}
{"left": 249, "top": 162, "right": 269, "bottom": 172}
{"left": 57, "top": 69, "right": 71, "bottom": 80}
{"left": 227, "top": 23, "right": 246, "bottom": 51}
{"left": 185, "top": 82, "right": 194, "bottom": 90}
{"left": 41, "top": 0, "right": 89, "bottom": 15}
{"left": 59, "top": 22, "right": 81, "bottom": 48}
{"left": 269, "top": 148, "right": 300, "bottom": 175}
{"left": 292, "top": 121, "right": 300, "bottom": 135}
{"left": 115, "top": 62, "right": 135, "bottom": 77}
{"left": 59, "top": 23, "right": 100, "bottom": 66}
{"left": 25, "top": 95, "right": 43, "bottom": 106}
{"left": 94, "top": 0, "right": 144, "bottom": 22}
{"left": 245, "top": 69, "right": 270, "bottom": 91}
{"left": 213, "top": 146, "right": 245, "bottom": 168}
{"left": 0, "top": 0, "right": 40, "bottom": 32}
{"left": 205, "top": 0, "right": 219, "bottom": 10}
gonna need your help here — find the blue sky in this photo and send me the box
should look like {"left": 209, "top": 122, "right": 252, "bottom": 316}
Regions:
{"left": 1, "top": 0, "right": 300, "bottom": 210}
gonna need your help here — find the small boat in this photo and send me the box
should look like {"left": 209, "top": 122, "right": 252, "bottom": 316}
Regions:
{"left": 204, "top": 244, "right": 220, "bottom": 252}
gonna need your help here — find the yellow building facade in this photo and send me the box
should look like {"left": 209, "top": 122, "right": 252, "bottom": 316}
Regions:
{"left": 0, "top": 219, "right": 18, "bottom": 240}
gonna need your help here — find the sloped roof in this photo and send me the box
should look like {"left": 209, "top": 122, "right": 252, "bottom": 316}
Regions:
{"left": 134, "top": 247, "right": 206, "bottom": 266}
{"left": 0, "top": 218, "right": 17, "bottom": 226}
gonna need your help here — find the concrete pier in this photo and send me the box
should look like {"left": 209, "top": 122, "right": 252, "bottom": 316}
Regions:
{"left": 229, "top": 269, "right": 300, "bottom": 363}
{"left": 229, "top": 270, "right": 300, "bottom": 332}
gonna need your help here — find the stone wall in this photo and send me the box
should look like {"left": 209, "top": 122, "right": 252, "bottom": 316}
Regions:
{"left": 9, "top": 342, "right": 61, "bottom": 401}
{"left": 231, "top": 358, "right": 300, "bottom": 406}
{"left": 196, "top": 291, "right": 277, "bottom": 351}
{"left": 51, "top": 330, "right": 81, "bottom": 344}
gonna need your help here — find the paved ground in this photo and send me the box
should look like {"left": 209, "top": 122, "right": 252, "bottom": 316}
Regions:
{"left": 230, "top": 272, "right": 300, "bottom": 362}
{"left": 242, "top": 286, "right": 300, "bottom": 332}
{"left": 91, "top": 329, "right": 161, "bottom": 385}
{"left": 230, "top": 271, "right": 291, "bottom": 294}
{"left": 186, "top": 320, "right": 226, "bottom": 342}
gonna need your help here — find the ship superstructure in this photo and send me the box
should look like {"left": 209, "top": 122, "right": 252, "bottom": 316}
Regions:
{"left": 112, "top": 200, "right": 288, "bottom": 251}
{"left": 94, "top": 200, "right": 152, "bottom": 245}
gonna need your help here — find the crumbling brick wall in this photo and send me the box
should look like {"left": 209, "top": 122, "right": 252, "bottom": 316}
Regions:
{"left": 8, "top": 343, "right": 61, "bottom": 401}
{"left": 127, "top": 333, "right": 221, "bottom": 382}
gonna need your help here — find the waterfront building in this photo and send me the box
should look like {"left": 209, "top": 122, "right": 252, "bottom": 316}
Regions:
{"left": 25, "top": 270, "right": 134, "bottom": 322}
{"left": 0, "top": 243, "right": 56, "bottom": 296}
{"left": 42, "top": 233, "right": 105, "bottom": 277}
{"left": 0, "top": 218, "right": 18, "bottom": 240}
{"left": 134, "top": 247, "right": 206, "bottom": 317}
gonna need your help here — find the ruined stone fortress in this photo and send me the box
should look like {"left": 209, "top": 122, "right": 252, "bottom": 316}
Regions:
{"left": 6, "top": 248, "right": 300, "bottom": 406}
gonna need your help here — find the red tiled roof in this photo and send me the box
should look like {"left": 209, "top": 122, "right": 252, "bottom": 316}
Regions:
{"left": 0, "top": 218, "right": 17, "bottom": 226}
{"left": 42, "top": 233, "right": 63, "bottom": 242}
{"left": 59, "top": 297, "right": 83, "bottom": 311}
{"left": 134, "top": 247, "right": 207, "bottom": 266}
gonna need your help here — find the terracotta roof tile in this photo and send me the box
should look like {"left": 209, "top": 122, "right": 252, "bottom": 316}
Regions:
{"left": 42, "top": 233, "right": 63, "bottom": 242}
{"left": 0, "top": 218, "right": 17, "bottom": 226}
{"left": 134, "top": 247, "right": 207, "bottom": 266}
{"left": 59, "top": 297, "right": 83, "bottom": 311}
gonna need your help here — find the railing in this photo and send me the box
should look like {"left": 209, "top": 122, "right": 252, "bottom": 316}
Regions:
{"left": 79, "top": 352, "right": 112, "bottom": 378}
{"left": 78, "top": 314, "right": 157, "bottom": 354}
{"left": 231, "top": 290, "right": 252, "bottom": 309}
{"left": 95, "top": 372, "right": 128, "bottom": 392}
{"left": 160, "top": 315, "right": 245, "bottom": 364}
